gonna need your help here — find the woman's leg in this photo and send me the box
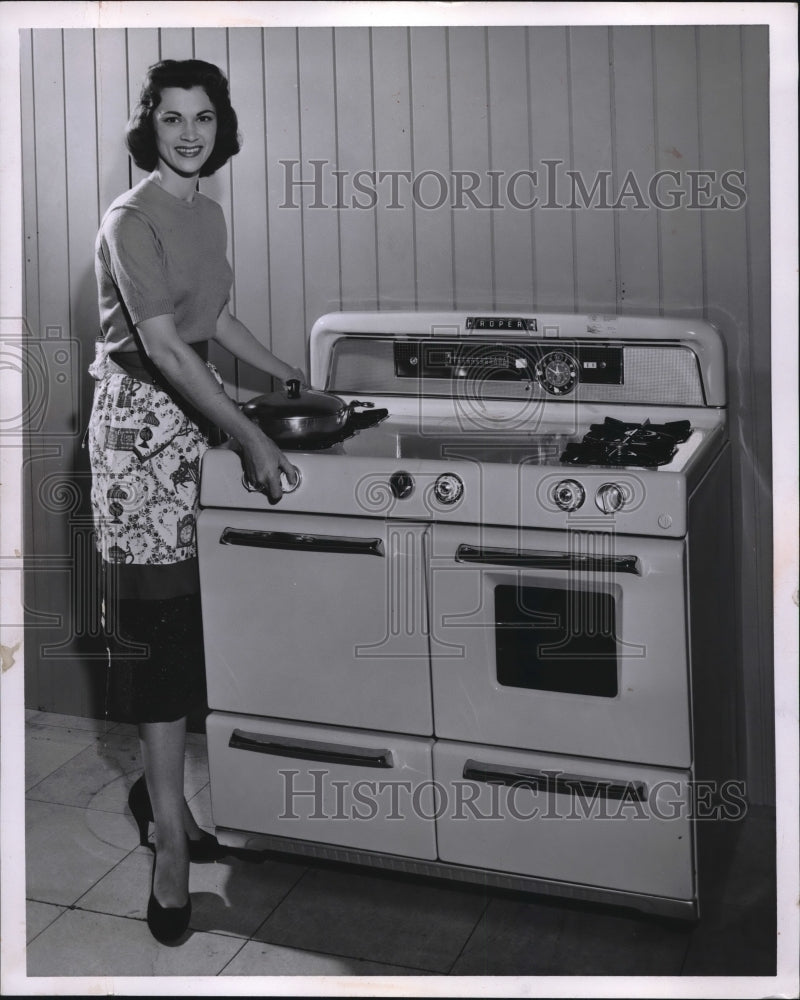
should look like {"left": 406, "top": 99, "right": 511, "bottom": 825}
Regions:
{"left": 183, "top": 800, "right": 205, "bottom": 840}
{"left": 139, "top": 718, "right": 190, "bottom": 907}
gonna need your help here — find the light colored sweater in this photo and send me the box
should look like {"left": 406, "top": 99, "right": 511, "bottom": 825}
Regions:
{"left": 95, "top": 176, "right": 233, "bottom": 355}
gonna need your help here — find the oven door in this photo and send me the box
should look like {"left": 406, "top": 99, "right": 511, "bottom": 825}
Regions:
{"left": 428, "top": 523, "right": 691, "bottom": 767}
{"left": 198, "top": 508, "right": 432, "bottom": 734}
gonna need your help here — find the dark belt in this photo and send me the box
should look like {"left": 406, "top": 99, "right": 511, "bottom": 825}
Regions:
{"left": 109, "top": 341, "right": 209, "bottom": 385}
{"left": 105, "top": 341, "right": 220, "bottom": 443}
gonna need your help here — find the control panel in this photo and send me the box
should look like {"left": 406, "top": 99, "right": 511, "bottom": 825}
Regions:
{"left": 394, "top": 341, "right": 622, "bottom": 394}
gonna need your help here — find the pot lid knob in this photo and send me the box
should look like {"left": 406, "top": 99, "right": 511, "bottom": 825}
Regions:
{"left": 286, "top": 379, "right": 301, "bottom": 399}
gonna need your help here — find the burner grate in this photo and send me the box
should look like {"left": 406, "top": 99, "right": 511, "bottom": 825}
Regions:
{"left": 560, "top": 418, "right": 692, "bottom": 468}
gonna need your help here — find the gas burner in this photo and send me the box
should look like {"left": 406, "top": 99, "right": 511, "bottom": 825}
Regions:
{"left": 560, "top": 418, "right": 692, "bottom": 468}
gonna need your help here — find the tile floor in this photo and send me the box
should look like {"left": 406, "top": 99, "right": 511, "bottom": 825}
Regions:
{"left": 23, "top": 710, "right": 778, "bottom": 980}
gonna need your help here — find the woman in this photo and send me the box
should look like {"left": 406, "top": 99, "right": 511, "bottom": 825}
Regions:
{"left": 88, "top": 59, "right": 303, "bottom": 943}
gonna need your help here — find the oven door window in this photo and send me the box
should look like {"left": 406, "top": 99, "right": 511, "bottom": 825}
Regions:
{"left": 495, "top": 584, "right": 618, "bottom": 697}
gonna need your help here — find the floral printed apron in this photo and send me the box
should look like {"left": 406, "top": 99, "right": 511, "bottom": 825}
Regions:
{"left": 88, "top": 349, "right": 221, "bottom": 569}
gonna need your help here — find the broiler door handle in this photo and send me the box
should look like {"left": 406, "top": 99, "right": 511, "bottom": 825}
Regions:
{"left": 229, "top": 729, "right": 394, "bottom": 768}
{"left": 463, "top": 759, "right": 647, "bottom": 802}
{"left": 220, "top": 527, "right": 384, "bottom": 557}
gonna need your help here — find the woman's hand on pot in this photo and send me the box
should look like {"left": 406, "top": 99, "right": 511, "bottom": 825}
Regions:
{"left": 241, "top": 433, "right": 298, "bottom": 503}
{"left": 283, "top": 366, "right": 308, "bottom": 388}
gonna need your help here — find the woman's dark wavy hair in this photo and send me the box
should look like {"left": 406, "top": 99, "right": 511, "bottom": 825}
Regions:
{"left": 126, "top": 59, "right": 241, "bottom": 176}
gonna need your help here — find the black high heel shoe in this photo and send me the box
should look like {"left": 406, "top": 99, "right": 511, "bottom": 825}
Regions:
{"left": 184, "top": 828, "right": 227, "bottom": 863}
{"left": 147, "top": 850, "right": 191, "bottom": 944}
{"left": 127, "top": 774, "right": 227, "bottom": 862}
{"left": 128, "top": 775, "right": 153, "bottom": 848}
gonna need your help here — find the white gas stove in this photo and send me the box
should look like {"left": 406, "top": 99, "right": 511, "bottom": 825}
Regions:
{"left": 198, "top": 310, "right": 736, "bottom": 920}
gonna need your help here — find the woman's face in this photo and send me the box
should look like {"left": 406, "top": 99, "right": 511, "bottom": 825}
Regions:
{"left": 152, "top": 86, "right": 218, "bottom": 177}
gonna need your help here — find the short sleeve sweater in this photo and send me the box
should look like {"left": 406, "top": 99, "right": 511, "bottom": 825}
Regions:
{"left": 95, "top": 176, "right": 233, "bottom": 354}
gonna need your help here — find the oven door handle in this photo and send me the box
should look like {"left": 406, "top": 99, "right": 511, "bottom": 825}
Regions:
{"left": 463, "top": 759, "right": 646, "bottom": 802}
{"left": 455, "top": 544, "right": 640, "bottom": 575}
{"left": 220, "top": 527, "right": 385, "bottom": 557}
{"left": 229, "top": 729, "right": 394, "bottom": 769}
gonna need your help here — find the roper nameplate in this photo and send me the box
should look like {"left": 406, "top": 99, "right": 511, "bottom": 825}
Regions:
{"left": 466, "top": 316, "right": 537, "bottom": 332}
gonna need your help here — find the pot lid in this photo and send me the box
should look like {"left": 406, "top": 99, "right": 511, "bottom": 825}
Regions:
{"left": 242, "top": 380, "right": 346, "bottom": 418}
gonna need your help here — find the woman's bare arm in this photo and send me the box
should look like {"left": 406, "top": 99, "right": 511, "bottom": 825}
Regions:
{"left": 136, "top": 313, "right": 296, "bottom": 501}
{"left": 213, "top": 307, "right": 306, "bottom": 384}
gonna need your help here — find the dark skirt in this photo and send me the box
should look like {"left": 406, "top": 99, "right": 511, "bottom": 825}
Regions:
{"left": 104, "top": 590, "right": 208, "bottom": 725}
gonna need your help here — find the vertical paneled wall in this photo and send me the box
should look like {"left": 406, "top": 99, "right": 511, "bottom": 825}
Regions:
{"left": 20, "top": 25, "right": 773, "bottom": 804}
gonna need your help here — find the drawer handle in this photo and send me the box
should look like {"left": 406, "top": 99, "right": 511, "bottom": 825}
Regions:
{"left": 455, "top": 544, "right": 640, "bottom": 575}
{"left": 220, "top": 528, "right": 385, "bottom": 557}
{"left": 229, "top": 729, "right": 394, "bottom": 768}
{"left": 463, "top": 759, "right": 646, "bottom": 802}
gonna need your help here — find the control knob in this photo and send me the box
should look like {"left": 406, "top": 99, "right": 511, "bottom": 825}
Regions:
{"left": 281, "top": 467, "right": 302, "bottom": 494}
{"left": 551, "top": 479, "right": 585, "bottom": 512}
{"left": 433, "top": 473, "right": 464, "bottom": 505}
{"left": 595, "top": 482, "right": 626, "bottom": 514}
{"left": 390, "top": 470, "right": 414, "bottom": 499}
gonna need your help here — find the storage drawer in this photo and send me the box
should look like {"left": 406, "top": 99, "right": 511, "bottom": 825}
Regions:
{"left": 208, "top": 712, "right": 438, "bottom": 859}
{"left": 433, "top": 740, "right": 695, "bottom": 899}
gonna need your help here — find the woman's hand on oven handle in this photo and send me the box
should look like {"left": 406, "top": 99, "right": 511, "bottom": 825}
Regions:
{"left": 135, "top": 313, "right": 295, "bottom": 501}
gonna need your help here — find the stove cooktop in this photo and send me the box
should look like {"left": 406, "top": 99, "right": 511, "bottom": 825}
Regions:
{"left": 337, "top": 427, "right": 581, "bottom": 466}
{"left": 300, "top": 415, "right": 699, "bottom": 471}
